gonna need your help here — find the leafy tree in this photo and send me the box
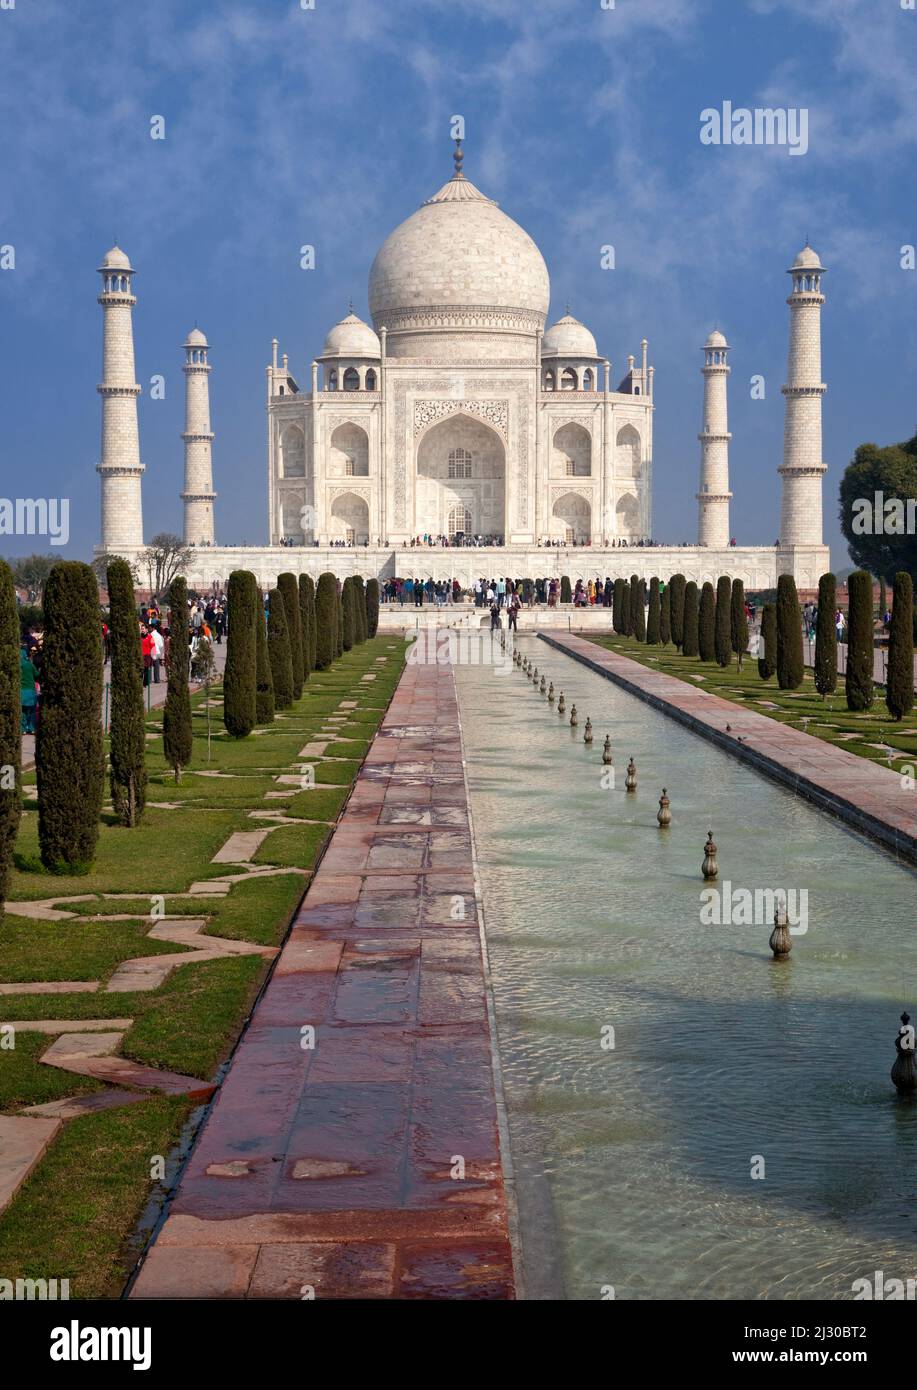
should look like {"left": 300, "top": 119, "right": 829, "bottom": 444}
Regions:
{"left": 10, "top": 554, "right": 55, "bottom": 600}
{"left": 730, "top": 579, "right": 749, "bottom": 670}
{"left": 646, "top": 578, "right": 661, "bottom": 644}
{"left": 839, "top": 433, "right": 917, "bottom": 583}
{"left": 342, "top": 577, "right": 355, "bottom": 651}
{"left": 223, "top": 570, "right": 257, "bottom": 737}
{"left": 36, "top": 562, "right": 104, "bottom": 872}
{"left": 366, "top": 578, "right": 380, "bottom": 638}
{"left": 278, "top": 573, "right": 304, "bottom": 699}
{"left": 699, "top": 581, "right": 716, "bottom": 661}
{"left": 758, "top": 603, "right": 777, "bottom": 680}
{"left": 776, "top": 574, "right": 804, "bottom": 691}
{"left": 845, "top": 569, "right": 874, "bottom": 710}
{"left": 886, "top": 572, "right": 914, "bottom": 721}
{"left": 682, "top": 581, "right": 700, "bottom": 657}
{"left": 163, "top": 575, "right": 193, "bottom": 781}
{"left": 659, "top": 583, "right": 671, "bottom": 645}
{"left": 314, "top": 573, "right": 337, "bottom": 670}
{"left": 254, "top": 603, "right": 274, "bottom": 724}
{"left": 106, "top": 558, "right": 147, "bottom": 823}
{"left": 714, "top": 576, "right": 732, "bottom": 667}
{"left": 267, "top": 587, "right": 294, "bottom": 708}
{"left": 91, "top": 552, "right": 139, "bottom": 588}
{"left": 670, "top": 574, "right": 686, "bottom": 651}
{"left": 0, "top": 560, "right": 21, "bottom": 910}
{"left": 813, "top": 573, "right": 837, "bottom": 700}
{"left": 138, "top": 533, "right": 193, "bottom": 598}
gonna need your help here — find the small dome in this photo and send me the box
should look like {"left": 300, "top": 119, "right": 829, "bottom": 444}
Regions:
{"left": 704, "top": 329, "right": 727, "bottom": 348}
{"left": 321, "top": 311, "right": 381, "bottom": 359}
{"left": 100, "top": 245, "right": 132, "bottom": 271}
{"left": 184, "top": 327, "right": 208, "bottom": 348}
{"left": 542, "top": 313, "right": 598, "bottom": 358}
{"left": 790, "top": 245, "right": 823, "bottom": 270}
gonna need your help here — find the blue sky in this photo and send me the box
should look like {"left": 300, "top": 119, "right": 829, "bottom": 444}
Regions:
{"left": 1, "top": 0, "right": 916, "bottom": 567}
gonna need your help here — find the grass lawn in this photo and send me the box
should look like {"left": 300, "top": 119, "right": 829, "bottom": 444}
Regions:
{"left": 0, "top": 633, "right": 405, "bottom": 1298}
{"left": 588, "top": 634, "right": 917, "bottom": 770}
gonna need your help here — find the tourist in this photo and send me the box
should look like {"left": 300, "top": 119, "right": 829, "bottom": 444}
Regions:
{"left": 507, "top": 591, "right": 520, "bottom": 631}
{"left": 140, "top": 623, "right": 154, "bottom": 688}
{"left": 150, "top": 624, "right": 165, "bottom": 683}
{"left": 489, "top": 598, "right": 501, "bottom": 631}
{"left": 19, "top": 642, "right": 39, "bottom": 735}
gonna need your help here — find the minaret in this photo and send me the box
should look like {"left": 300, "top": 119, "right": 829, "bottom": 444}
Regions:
{"left": 696, "top": 329, "right": 732, "bottom": 547}
{"left": 779, "top": 246, "right": 827, "bottom": 547}
{"left": 180, "top": 328, "right": 216, "bottom": 545}
{"left": 96, "top": 247, "right": 144, "bottom": 551}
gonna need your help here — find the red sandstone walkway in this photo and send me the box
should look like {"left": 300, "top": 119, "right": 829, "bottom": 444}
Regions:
{"left": 543, "top": 632, "right": 917, "bottom": 864}
{"left": 130, "top": 660, "right": 514, "bottom": 1300}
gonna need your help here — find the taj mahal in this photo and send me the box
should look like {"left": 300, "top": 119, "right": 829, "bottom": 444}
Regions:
{"left": 96, "top": 141, "right": 830, "bottom": 593}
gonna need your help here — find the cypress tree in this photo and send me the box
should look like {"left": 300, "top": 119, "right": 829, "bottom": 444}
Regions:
{"left": 106, "top": 558, "right": 147, "bottom": 824}
{"left": 646, "top": 577, "right": 661, "bottom": 644}
{"left": 621, "top": 580, "right": 631, "bottom": 636}
{"left": 845, "top": 569, "right": 874, "bottom": 711}
{"left": 560, "top": 575, "right": 572, "bottom": 605}
{"left": 699, "top": 581, "right": 716, "bottom": 662}
{"left": 613, "top": 578, "right": 626, "bottom": 633}
{"left": 814, "top": 572, "right": 837, "bottom": 700}
{"left": 366, "top": 578, "right": 380, "bottom": 638}
{"left": 634, "top": 579, "right": 647, "bottom": 641}
{"left": 731, "top": 579, "right": 749, "bottom": 671}
{"left": 162, "top": 575, "right": 193, "bottom": 783}
{"left": 223, "top": 569, "right": 258, "bottom": 737}
{"left": 342, "top": 577, "right": 355, "bottom": 651}
{"left": 36, "top": 562, "right": 104, "bottom": 873}
{"left": 682, "top": 581, "right": 700, "bottom": 657}
{"left": 776, "top": 574, "right": 805, "bottom": 691}
{"left": 886, "top": 572, "right": 914, "bottom": 721}
{"left": 298, "top": 573, "right": 313, "bottom": 683}
{"left": 278, "top": 572, "right": 304, "bottom": 699}
{"left": 302, "top": 573, "right": 317, "bottom": 673}
{"left": 0, "top": 559, "right": 21, "bottom": 910}
{"left": 336, "top": 587, "right": 344, "bottom": 659}
{"left": 879, "top": 576, "right": 888, "bottom": 625}
{"left": 254, "top": 604, "right": 274, "bottom": 724}
{"left": 758, "top": 603, "right": 777, "bottom": 680}
{"left": 314, "top": 573, "right": 337, "bottom": 670}
{"left": 353, "top": 575, "right": 367, "bottom": 643}
{"left": 267, "top": 587, "right": 294, "bottom": 708}
{"left": 659, "top": 583, "right": 671, "bottom": 646}
{"left": 628, "top": 575, "right": 640, "bottom": 637}
{"left": 714, "top": 576, "right": 732, "bottom": 667}
{"left": 670, "top": 574, "right": 686, "bottom": 651}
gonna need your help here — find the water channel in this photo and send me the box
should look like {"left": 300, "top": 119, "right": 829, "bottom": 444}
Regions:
{"left": 455, "top": 633, "right": 917, "bottom": 1301}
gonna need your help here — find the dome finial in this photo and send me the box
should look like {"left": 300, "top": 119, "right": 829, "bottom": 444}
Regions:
{"left": 453, "top": 136, "right": 464, "bottom": 179}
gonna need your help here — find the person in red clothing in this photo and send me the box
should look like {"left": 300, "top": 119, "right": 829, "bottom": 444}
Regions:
{"left": 140, "top": 623, "right": 154, "bottom": 688}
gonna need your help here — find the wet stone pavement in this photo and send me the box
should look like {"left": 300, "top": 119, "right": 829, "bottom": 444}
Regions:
{"left": 131, "top": 661, "right": 514, "bottom": 1300}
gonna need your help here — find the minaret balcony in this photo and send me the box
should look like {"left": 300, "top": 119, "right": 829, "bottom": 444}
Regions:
{"left": 97, "top": 383, "right": 141, "bottom": 397}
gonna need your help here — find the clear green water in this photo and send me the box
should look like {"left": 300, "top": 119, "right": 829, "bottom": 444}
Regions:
{"left": 456, "top": 635, "right": 917, "bottom": 1301}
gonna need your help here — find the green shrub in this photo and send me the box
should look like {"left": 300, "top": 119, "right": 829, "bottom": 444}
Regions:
{"left": 106, "top": 559, "right": 147, "bottom": 823}
{"left": 845, "top": 569, "right": 874, "bottom": 710}
{"left": 731, "top": 579, "right": 749, "bottom": 670}
{"left": 314, "top": 573, "right": 337, "bottom": 670}
{"left": 223, "top": 570, "right": 257, "bottom": 738}
{"left": 561, "top": 575, "right": 572, "bottom": 605}
{"left": 278, "top": 572, "right": 304, "bottom": 699}
{"left": 613, "top": 578, "right": 626, "bottom": 634}
{"left": 299, "top": 573, "right": 316, "bottom": 676}
{"left": 633, "top": 578, "right": 647, "bottom": 641}
{"left": 353, "top": 575, "right": 367, "bottom": 643}
{"left": 682, "top": 581, "right": 699, "bottom": 657}
{"left": 670, "top": 574, "right": 686, "bottom": 651}
{"left": 342, "top": 577, "right": 355, "bottom": 651}
{"left": 646, "top": 578, "right": 660, "bottom": 644}
{"left": 886, "top": 572, "right": 914, "bottom": 721}
{"left": 36, "top": 562, "right": 104, "bottom": 872}
{"left": 714, "top": 576, "right": 732, "bottom": 667}
{"left": 163, "top": 576, "right": 192, "bottom": 779}
{"left": 0, "top": 559, "right": 21, "bottom": 908}
{"left": 366, "top": 578, "right": 380, "bottom": 638}
{"left": 758, "top": 603, "right": 777, "bottom": 680}
{"left": 776, "top": 574, "right": 805, "bottom": 691}
{"left": 621, "top": 580, "right": 632, "bottom": 635}
{"left": 814, "top": 573, "right": 837, "bottom": 699}
{"left": 254, "top": 604, "right": 274, "bottom": 724}
{"left": 659, "top": 583, "right": 671, "bottom": 645}
{"left": 267, "top": 587, "right": 294, "bottom": 709}
{"left": 699, "top": 581, "right": 716, "bottom": 661}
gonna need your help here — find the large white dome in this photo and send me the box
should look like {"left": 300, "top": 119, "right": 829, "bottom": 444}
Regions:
{"left": 368, "top": 153, "right": 550, "bottom": 358}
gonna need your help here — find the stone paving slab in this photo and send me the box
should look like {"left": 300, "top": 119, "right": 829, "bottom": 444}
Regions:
{"left": 131, "top": 659, "right": 514, "bottom": 1301}
{"left": 542, "top": 632, "right": 917, "bottom": 864}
